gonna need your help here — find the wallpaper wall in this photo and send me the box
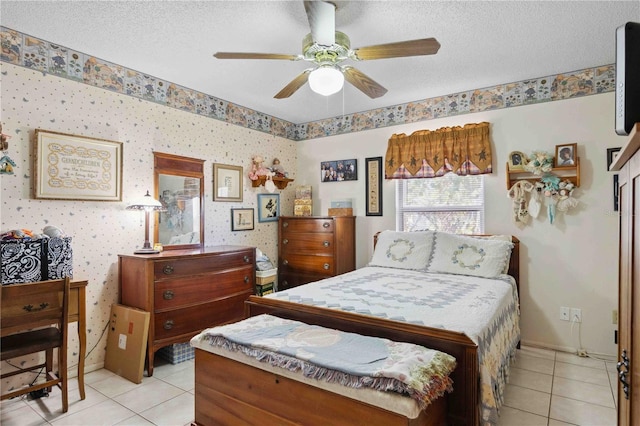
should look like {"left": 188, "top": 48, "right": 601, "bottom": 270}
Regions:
{"left": 0, "top": 63, "right": 296, "bottom": 385}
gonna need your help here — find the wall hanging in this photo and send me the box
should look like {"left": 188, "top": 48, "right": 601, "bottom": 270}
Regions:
{"left": 506, "top": 147, "right": 581, "bottom": 225}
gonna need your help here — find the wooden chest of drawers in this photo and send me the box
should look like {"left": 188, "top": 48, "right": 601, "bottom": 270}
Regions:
{"left": 118, "top": 245, "right": 255, "bottom": 376}
{"left": 278, "top": 216, "right": 355, "bottom": 291}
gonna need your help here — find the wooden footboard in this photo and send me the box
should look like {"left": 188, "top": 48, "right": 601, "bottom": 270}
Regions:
{"left": 244, "top": 296, "right": 479, "bottom": 426}
{"left": 193, "top": 348, "right": 447, "bottom": 426}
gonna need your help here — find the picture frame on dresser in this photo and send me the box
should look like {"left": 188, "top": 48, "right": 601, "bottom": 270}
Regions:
{"left": 34, "top": 129, "right": 123, "bottom": 201}
{"left": 365, "top": 157, "right": 383, "bottom": 216}
{"left": 231, "top": 208, "right": 254, "bottom": 231}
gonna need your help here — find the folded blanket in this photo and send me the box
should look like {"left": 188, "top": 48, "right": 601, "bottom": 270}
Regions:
{"left": 192, "top": 314, "right": 456, "bottom": 409}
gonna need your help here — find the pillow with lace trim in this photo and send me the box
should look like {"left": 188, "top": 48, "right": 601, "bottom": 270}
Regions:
{"left": 427, "top": 232, "right": 513, "bottom": 278}
{"left": 368, "top": 230, "right": 435, "bottom": 270}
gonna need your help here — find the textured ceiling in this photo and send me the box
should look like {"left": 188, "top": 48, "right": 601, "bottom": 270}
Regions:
{"left": 1, "top": 1, "right": 639, "bottom": 124}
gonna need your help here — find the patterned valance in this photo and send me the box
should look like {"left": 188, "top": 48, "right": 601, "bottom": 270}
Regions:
{"left": 385, "top": 122, "right": 492, "bottom": 179}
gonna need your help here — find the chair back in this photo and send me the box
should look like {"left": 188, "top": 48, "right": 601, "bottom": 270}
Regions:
{"left": 1, "top": 277, "right": 71, "bottom": 337}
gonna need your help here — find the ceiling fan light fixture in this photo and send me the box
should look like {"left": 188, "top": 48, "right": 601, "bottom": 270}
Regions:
{"left": 308, "top": 66, "right": 344, "bottom": 96}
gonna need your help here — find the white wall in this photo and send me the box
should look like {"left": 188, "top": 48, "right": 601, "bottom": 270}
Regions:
{"left": 295, "top": 92, "right": 623, "bottom": 356}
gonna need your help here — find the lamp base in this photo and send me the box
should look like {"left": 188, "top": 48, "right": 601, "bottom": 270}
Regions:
{"left": 134, "top": 247, "right": 160, "bottom": 255}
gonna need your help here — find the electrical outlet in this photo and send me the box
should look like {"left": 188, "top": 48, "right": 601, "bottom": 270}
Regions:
{"left": 560, "top": 306, "right": 570, "bottom": 321}
{"left": 571, "top": 308, "right": 582, "bottom": 323}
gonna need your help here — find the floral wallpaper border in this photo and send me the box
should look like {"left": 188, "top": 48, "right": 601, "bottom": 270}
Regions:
{"left": 1, "top": 26, "right": 615, "bottom": 142}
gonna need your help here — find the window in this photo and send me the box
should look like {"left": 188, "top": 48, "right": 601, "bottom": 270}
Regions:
{"left": 396, "top": 173, "right": 484, "bottom": 233}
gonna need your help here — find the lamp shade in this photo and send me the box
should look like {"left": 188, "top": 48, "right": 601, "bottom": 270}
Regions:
{"left": 308, "top": 66, "right": 344, "bottom": 96}
{"left": 126, "top": 190, "right": 164, "bottom": 211}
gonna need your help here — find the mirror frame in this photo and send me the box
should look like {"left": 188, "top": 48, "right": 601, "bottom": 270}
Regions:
{"left": 153, "top": 151, "right": 205, "bottom": 250}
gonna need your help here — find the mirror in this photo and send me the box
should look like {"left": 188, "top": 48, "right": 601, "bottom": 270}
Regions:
{"left": 153, "top": 152, "right": 204, "bottom": 250}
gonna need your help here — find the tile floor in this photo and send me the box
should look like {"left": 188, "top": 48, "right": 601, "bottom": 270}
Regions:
{"left": 1, "top": 345, "right": 618, "bottom": 426}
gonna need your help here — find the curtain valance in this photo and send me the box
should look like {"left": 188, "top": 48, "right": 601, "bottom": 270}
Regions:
{"left": 385, "top": 122, "right": 492, "bottom": 179}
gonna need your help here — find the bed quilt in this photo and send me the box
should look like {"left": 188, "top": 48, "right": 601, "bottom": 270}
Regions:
{"left": 267, "top": 266, "right": 520, "bottom": 425}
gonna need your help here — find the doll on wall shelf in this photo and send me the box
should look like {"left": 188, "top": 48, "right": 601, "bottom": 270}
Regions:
{"left": 271, "top": 158, "right": 286, "bottom": 178}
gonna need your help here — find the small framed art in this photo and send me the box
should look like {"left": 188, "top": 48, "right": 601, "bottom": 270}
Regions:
{"left": 507, "top": 151, "right": 527, "bottom": 170}
{"left": 257, "top": 193, "right": 279, "bottom": 222}
{"left": 230, "top": 208, "right": 254, "bottom": 231}
{"left": 213, "top": 163, "right": 243, "bottom": 202}
{"left": 320, "top": 159, "right": 357, "bottom": 182}
{"left": 365, "top": 156, "right": 383, "bottom": 216}
{"left": 607, "top": 147, "right": 621, "bottom": 171}
{"left": 555, "top": 143, "right": 577, "bottom": 167}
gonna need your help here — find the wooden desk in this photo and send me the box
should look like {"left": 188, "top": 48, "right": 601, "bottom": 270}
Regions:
{"left": 70, "top": 280, "right": 87, "bottom": 400}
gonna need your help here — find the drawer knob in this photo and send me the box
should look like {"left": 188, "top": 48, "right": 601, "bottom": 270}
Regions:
{"left": 244, "top": 255, "right": 250, "bottom": 263}
{"left": 282, "top": 239, "right": 288, "bottom": 245}
{"left": 163, "top": 320, "right": 174, "bottom": 330}
{"left": 163, "top": 265, "right": 174, "bottom": 275}
{"left": 323, "top": 241, "right": 330, "bottom": 247}
{"left": 244, "top": 276, "right": 250, "bottom": 283}
{"left": 282, "top": 259, "right": 289, "bottom": 265}
{"left": 323, "top": 263, "right": 330, "bottom": 270}
{"left": 163, "top": 290, "right": 174, "bottom": 300}
{"left": 322, "top": 222, "right": 330, "bottom": 228}
{"left": 283, "top": 222, "right": 289, "bottom": 228}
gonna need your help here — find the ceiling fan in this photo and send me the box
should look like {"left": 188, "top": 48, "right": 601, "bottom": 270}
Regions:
{"left": 213, "top": 1, "right": 441, "bottom": 99}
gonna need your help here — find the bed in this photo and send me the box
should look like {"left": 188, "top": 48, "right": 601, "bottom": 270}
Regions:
{"left": 192, "top": 231, "right": 521, "bottom": 426}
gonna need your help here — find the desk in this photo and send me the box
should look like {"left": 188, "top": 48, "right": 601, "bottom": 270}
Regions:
{"left": 70, "top": 280, "right": 87, "bottom": 400}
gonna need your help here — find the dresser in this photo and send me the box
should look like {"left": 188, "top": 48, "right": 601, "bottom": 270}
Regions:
{"left": 118, "top": 245, "right": 255, "bottom": 376}
{"left": 278, "top": 216, "right": 355, "bottom": 291}
{"left": 612, "top": 123, "right": 640, "bottom": 425}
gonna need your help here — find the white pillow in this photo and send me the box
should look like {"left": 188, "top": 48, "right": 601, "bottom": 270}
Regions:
{"left": 369, "top": 230, "right": 435, "bottom": 270}
{"left": 427, "top": 232, "right": 513, "bottom": 278}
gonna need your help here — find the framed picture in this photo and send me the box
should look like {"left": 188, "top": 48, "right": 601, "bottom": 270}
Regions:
{"left": 507, "top": 151, "right": 527, "bottom": 170}
{"left": 230, "top": 208, "right": 254, "bottom": 231}
{"left": 320, "top": 159, "right": 357, "bottom": 182}
{"left": 257, "top": 193, "right": 279, "bottom": 222}
{"left": 607, "top": 147, "right": 622, "bottom": 171}
{"left": 213, "top": 163, "right": 243, "bottom": 202}
{"left": 365, "top": 156, "right": 383, "bottom": 216}
{"left": 34, "top": 129, "right": 123, "bottom": 201}
{"left": 555, "top": 143, "right": 577, "bottom": 167}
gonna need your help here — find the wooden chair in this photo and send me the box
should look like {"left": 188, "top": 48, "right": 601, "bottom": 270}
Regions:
{"left": 1, "top": 277, "right": 70, "bottom": 412}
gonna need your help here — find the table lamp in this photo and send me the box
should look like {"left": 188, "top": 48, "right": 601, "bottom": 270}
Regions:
{"left": 126, "top": 190, "right": 166, "bottom": 254}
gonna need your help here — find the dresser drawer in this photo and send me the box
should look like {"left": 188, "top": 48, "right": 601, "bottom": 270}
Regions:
{"left": 278, "top": 271, "right": 329, "bottom": 291}
{"left": 154, "top": 266, "right": 253, "bottom": 310}
{"left": 154, "top": 250, "right": 253, "bottom": 279}
{"left": 154, "top": 292, "right": 251, "bottom": 340}
{"left": 280, "top": 218, "right": 334, "bottom": 233}
{"left": 280, "top": 233, "right": 333, "bottom": 255}
{"left": 279, "top": 254, "right": 335, "bottom": 275}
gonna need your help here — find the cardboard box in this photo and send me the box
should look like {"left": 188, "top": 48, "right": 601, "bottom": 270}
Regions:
{"left": 328, "top": 207, "right": 353, "bottom": 216}
{"left": 158, "top": 342, "right": 194, "bottom": 364}
{"left": 104, "top": 304, "right": 150, "bottom": 384}
{"left": 294, "top": 204, "right": 312, "bottom": 216}
{"left": 256, "top": 282, "right": 274, "bottom": 296}
{"left": 256, "top": 268, "right": 277, "bottom": 285}
{"left": 295, "top": 185, "right": 312, "bottom": 199}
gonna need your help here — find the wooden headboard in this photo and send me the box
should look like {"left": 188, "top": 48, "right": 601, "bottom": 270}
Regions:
{"left": 372, "top": 231, "right": 521, "bottom": 287}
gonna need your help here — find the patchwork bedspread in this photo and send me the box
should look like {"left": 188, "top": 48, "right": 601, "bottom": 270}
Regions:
{"left": 193, "top": 314, "right": 456, "bottom": 409}
{"left": 267, "top": 266, "right": 521, "bottom": 425}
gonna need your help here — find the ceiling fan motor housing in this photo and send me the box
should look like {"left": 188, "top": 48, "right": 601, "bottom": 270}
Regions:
{"left": 302, "top": 31, "right": 351, "bottom": 64}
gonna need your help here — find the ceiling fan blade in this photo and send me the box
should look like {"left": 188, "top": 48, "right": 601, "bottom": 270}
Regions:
{"left": 214, "top": 52, "right": 300, "bottom": 60}
{"left": 342, "top": 66, "right": 388, "bottom": 99}
{"left": 274, "top": 69, "right": 312, "bottom": 99}
{"left": 352, "top": 38, "right": 441, "bottom": 60}
{"left": 304, "top": 0, "right": 335, "bottom": 46}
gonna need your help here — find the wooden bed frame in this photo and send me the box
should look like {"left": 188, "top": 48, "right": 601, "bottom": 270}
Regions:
{"left": 193, "top": 235, "right": 520, "bottom": 426}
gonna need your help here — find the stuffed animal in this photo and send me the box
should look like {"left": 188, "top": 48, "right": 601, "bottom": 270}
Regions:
{"left": 248, "top": 155, "right": 271, "bottom": 180}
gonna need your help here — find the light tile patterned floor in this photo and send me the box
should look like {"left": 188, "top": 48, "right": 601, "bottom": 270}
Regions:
{"left": 1, "top": 346, "right": 618, "bottom": 425}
